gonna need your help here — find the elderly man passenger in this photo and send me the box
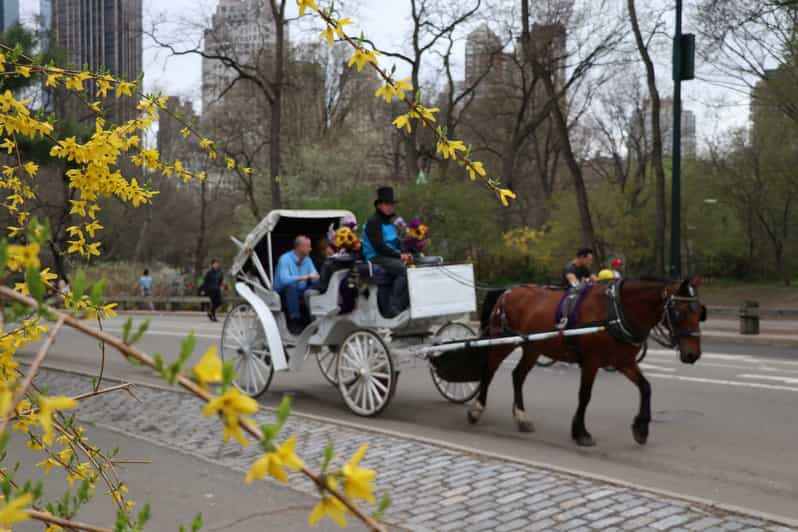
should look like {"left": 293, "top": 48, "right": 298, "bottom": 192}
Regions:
{"left": 274, "top": 235, "right": 319, "bottom": 334}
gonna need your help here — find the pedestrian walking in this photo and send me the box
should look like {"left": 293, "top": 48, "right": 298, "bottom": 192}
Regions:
{"left": 139, "top": 269, "right": 155, "bottom": 311}
{"left": 201, "top": 259, "right": 225, "bottom": 322}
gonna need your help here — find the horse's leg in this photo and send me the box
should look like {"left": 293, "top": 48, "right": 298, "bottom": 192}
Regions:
{"left": 572, "top": 358, "right": 600, "bottom": 447}
{"left": 619, "top": 363, "right": 652, "bottom": 445}
{"left": 468, "top": 346, "right": 511, "bottom": 425}
{"left": 511, "top": 347, "right": 540, "bottom": 432}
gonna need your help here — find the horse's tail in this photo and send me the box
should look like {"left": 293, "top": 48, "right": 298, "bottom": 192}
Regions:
{"left": 479, "top": 288, "right": 506, "bottom": 335}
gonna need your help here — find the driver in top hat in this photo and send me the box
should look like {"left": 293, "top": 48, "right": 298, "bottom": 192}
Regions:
{"left": 361, "top": 186, "right": 413, "bottom": 318}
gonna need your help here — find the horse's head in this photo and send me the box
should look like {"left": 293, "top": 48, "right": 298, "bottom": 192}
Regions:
{"left": 665, "top": 275, "right": 706, "bottom": 364}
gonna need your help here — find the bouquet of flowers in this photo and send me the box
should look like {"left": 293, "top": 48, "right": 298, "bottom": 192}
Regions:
{"left": 331, "top": 226, "right": 362, "bottom": 253}
{"left": 401, "top": 217, "right": 430, "bottom": 253}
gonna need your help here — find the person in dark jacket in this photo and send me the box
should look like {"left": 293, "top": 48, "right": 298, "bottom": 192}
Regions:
{"left": 560, "top": 248, "right": 598, "bottom": 288}
{"left": 201, "top": 259, "right": 225, "bottom": 322}
{"left": 361, "top": 186, "right": 413, "bottom": 317}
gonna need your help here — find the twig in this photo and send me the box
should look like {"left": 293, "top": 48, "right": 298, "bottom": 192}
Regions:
{"left": 111, "top": 459, "right": 152, "bottom": 465}
{"left": 0, "top": 317, "right": 64, "bottom": 434}
{"left": 26, "top": 509, "right": 113, "bottom": 532}
{"left": 0, "top": 287, "right": 387, "bottom": 532}
{"left": 94, "top": 315, "right": 106, "bottom": 392}
{"left": 53, "top": 419, "right": 130, "bottom": 518}
{"left": 71, "top": 382, "right": 135, "bottom": 403}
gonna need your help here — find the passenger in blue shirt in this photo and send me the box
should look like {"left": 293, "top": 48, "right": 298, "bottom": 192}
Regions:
{"left": 274, "top": 235, "right": 319, "bottom": 334}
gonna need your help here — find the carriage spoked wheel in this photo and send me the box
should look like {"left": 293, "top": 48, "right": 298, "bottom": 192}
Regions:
{"left": 220, "top": 303, "right": 275, "bottom": 398}
{"left": 430, "top": 322, "right": 481, "bottom": 404}
{"left": 336, "top": 329, "right": 396, "bottom": 417}
{"left": 315, "top": 347, "right": 339, "bottom": 386}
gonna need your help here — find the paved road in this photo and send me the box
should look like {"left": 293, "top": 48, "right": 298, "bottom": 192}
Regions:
{"left": 19, "top": 314, "right": 798, "bottom": 522}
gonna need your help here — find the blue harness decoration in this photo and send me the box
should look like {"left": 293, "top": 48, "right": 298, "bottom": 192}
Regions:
{"left": 555, "top": 285, "right": 591, "bottom": 329}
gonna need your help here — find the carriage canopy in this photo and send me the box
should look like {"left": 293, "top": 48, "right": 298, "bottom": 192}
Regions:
{"left": 231, "top": 209, "right": 356, "bottom": 278}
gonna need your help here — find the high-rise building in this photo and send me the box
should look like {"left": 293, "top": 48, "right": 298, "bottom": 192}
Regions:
{"left": 50, "top": 0, "right": 142, "bottom": 122}
{"left": 464, "top": 24, "right": 510, "bottom": 95}
{"left": 39, "top": 0, "right": 52, "bottom": 35}
{"left": 1, "top": 0, "right": 19, "bottom": 31}
{"left": 658, "top": 97, "right": 697, "bottom": 158}
{"left": 157, "top": 96, "right": 197, "bottom": 162}
{"left": 632, "top": 97, "right": 697, "bottom": 159}
{"left": 529, "top": 23, "right": 566, "bottom": 87}
{"left": 202, "top": 0, "right": 277, "bottom": 111}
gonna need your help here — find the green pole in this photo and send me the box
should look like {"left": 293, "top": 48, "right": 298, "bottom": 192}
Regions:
{"left": 671, "top": 0, "right": 683, "bottom": 280}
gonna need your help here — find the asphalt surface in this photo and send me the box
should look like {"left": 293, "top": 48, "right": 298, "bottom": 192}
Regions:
{"left": 8, "top": 425, "right": 351, "bottom": 532}
{"left": 18, "top": 314, "right": 798, "bottom": 522}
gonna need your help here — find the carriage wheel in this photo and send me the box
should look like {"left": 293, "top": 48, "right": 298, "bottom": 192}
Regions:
{"left": 535, "top": 356, "right": 556, "bottom": 367}
{"left": 316, "top": 347, "right": 339, "bottom": 386}
{"left": 337, "top": 330, "right": 396, "bottom": 417}
{"left": 429, "top": 322, "right": 481, "bottom": 404}
{"left": 220, "top": 303, "right": 274, "bottom": 398}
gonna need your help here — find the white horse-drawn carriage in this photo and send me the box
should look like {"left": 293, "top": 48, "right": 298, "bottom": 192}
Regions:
{"left": 221, "top": 210, "right": 483, "bottom": 416}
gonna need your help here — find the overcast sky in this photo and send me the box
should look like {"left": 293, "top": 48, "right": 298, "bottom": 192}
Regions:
{"left": 18, "top": 0, "right": 753, "bottom": 150}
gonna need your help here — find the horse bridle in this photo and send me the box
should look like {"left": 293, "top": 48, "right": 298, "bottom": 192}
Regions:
{"left": 650, "top": 292, "right": 704, "bottom": 349}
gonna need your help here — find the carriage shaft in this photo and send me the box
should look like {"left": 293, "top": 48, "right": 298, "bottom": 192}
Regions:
{"left": 420, "top": 325, "right": 606, "bottom": 357}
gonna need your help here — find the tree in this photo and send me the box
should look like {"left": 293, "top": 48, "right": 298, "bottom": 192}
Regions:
{"left": 148, "top": 0, "right": 291, "bottom": 210}
{"left": 365, "top": 0, "right": 483, "bottom": 180}
{"left": 708, "top": 125, "right": 798, "bottom": 284}
{"left": 697, "top": 0, "right": 798, "bottom": 124}
{"left": 627, "top": 0, "right": 667, "bottom": 276}
{"left": 519, "top": 0, "right": 624, "bottom": 253}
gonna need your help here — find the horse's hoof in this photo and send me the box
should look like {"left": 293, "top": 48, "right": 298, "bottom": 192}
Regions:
{"left": 574, "top": 434, "right": 596, "bottom": 447}
{"left": 467, "top": 410, "right": 480, "bottom": 425}
{"left": 467, "top": 401, "right": 483, "bottom": 425}
{"left": 632, "top": 425, "right": 648, "bottom": 445}
{"left": 512, "top": 407, "right": 535, "bottom": 433}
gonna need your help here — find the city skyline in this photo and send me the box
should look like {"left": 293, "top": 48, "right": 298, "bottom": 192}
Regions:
{"left": 13, "top": 0, "right": 751, "bottom": 153}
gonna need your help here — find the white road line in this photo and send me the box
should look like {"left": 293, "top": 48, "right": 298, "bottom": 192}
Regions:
{"left": 646, "top": 372, "right": 798, "bottom": 393}
{"left": 738, "top": 374, "right": 798, "bottom": 385}
{"left": 639, "top": 363, "right": 676, "bottom": 372}
{"left": 648, "top": 349, "right": 798, "bottom": 367}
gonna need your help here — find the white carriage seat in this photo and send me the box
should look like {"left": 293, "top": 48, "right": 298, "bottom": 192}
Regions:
{"left": 309, "top": 269, "right": 349, "bottom": 317}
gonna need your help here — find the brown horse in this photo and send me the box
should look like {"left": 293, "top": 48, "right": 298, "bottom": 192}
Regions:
{"left": 468, "top": 278, "right": 706, "bottom": 447}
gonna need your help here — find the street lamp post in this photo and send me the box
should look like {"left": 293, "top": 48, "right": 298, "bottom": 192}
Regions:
{"left": 670, "top": 1, "right": 696, "bottom": 279}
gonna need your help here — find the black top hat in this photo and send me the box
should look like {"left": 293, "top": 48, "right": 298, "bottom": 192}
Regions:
{"left": 374, "top": 186, "right": 397, "bottom": 206}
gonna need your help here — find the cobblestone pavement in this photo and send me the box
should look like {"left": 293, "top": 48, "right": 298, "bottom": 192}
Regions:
{"left": 33, "top": 368, "right": 794, "bottom": 532}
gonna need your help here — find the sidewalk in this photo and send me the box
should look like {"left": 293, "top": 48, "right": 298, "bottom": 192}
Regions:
{"left": 17, "top": 367, "right": 795, "bottom": 532}
{"left": 702, "top": 318, "right": 798, "bottom": 347}
{"left": 9, "top": 425, "right": 350, "bottom": 532}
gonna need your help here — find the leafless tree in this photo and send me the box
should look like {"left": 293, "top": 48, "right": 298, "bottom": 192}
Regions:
{"left": 696, "top": 0, "right": 798, "bottom": 123}
{"left": 627, "top": 0, "right": 669, "bottom": 275}
{"left": 147, "top": 0, "right": 291, "bottom": 210}
{"left": 361, "top": 0, "right": 483, "bottom": 180}
{"left": 518, "top": 0, "right": 625, "bottom": 252}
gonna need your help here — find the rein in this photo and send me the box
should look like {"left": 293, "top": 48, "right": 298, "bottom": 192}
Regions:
{"left": 608, "top": 281, "right": 703, "bottom": 348}
{"left": 606, "top": 281, "right": 649, "bottom": 346}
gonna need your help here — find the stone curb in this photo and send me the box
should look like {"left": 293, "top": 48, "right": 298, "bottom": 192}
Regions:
{"left": 28, "top": 362, "right": 798, "bottom": 530}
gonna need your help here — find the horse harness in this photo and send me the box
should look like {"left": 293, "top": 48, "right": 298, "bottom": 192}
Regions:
{"left": 608, "top": 279, "right": 704, "bottom": 349}
{"left": 488, "top": 281, "right": 703, "bottom": 364}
